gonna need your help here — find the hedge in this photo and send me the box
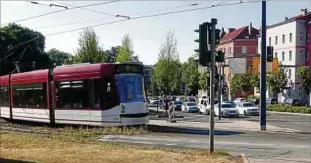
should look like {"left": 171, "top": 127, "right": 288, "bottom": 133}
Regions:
{"left": 267, "top": 105, "right": 311, "bottom": 114}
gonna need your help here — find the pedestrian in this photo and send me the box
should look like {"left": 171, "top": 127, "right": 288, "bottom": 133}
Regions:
{"left": 168, "top": 100, "right": 174, "bottom": 121}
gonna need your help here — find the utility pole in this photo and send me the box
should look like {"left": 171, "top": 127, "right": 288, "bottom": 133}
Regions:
{"left": 209, "top": 18, "right": 217, "bottom": 153}
{"left": 260, "top": 0, "right": 267, "bottom": 131}
{"left": 218, "top": 62, "right": 222, "bottom": 120}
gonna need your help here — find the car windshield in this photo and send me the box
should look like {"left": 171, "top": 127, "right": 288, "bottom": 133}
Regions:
{"left": 186, "top": 103, "right": 196, "bottom": 106}
{"left": 174, "top": 101, "right": 182, "bottom": 105}
{"left": 222, "top": 104, "right": 235, "bottom": 108}
{"left": 243, "top": 103, "right": 254, "bottom": 107}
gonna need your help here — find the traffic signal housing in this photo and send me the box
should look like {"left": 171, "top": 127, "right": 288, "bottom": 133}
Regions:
{"left": 267, "top": 46, "right": 273, "bottom": 62}
{"left": 194, "top": 23, "right": 210, "bottom": 66}
{"left": 216, "top": 50, "right": 225, "bottom": 62}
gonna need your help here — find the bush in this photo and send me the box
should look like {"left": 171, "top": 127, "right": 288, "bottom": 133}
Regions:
{"left": 267, "top": 105, "right": 311, "bottom": 114}
{"left": 247, "top": 95, "right": 259, "bottom": 101}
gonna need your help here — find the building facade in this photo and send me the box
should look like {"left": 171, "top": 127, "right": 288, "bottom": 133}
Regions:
{"left": 217, "top": 23, "right": 259, "bottom": 99}
{"left": 257, "top": 10, "right": 311, "bottom": 102}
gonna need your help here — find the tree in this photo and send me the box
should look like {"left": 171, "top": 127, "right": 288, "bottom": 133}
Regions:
{"left": 116, "top": 34, "right": 137, "bottom": 62}
{"left": 46, "top": 48, "right": 72, "bottom": 66}
{"left": 266, "top": 67, "right": 288, "bottom": 97}
{"left": 73, "top": 28, "right": 105, "bottom": 63}
{"left": 199, "top": 72, "right": 210, "bottom": 90}
{"left": 183, "top": 57, "right": 200, "bottom": 95}
{"left": 152, "top": 30, "right": 181, "bottom": 95}
{"left": 104, "top": 46, "right": 120, "bottom": 62}
{"left": 229, "top": 71, "right": 255, "bottom": 98}
{"left": 297, "top": 66, "right": 311, "bottom": 106}
{"left": 0, "top": 23, "right": 51, "bottom": 75}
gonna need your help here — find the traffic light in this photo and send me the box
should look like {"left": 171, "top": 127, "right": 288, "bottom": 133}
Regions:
{"left": 267, "top": 46, "right": 273, "bottom": 62}
{"left": 215, "top": 50, "right": 225, "bottom": 62}
{"left": 194, "top": 22, "right": 210, "bottom": 66}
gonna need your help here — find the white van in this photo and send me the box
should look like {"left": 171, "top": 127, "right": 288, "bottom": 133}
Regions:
{"left": 198, "top": 97, "right": 219, "bottom": 115}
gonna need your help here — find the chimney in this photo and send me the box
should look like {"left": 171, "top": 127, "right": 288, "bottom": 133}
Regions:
{"left": 220, "top": 27, "right": 226, "bottom": 38}
{"left": 248, "top": 22, "right": 252, "bottom": 35}
{"left": 228, "top": 28, "right": 235, "bottom": 33}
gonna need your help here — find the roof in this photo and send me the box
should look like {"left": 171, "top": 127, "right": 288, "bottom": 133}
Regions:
{"left": 11, "top": 70, "right": 49, "bottom": 85}
{"left": 268, "top": 12, "right": 311, "bottom": 29}
{"left": 219, "top": 26, "right": 259, "bottom": 44}
{"left": 0, "top": 75, "right": 10, "bottom": 85}
{"left": 221, "top": 26, "right": 248, "bottom": 41}
{"left": 53, "top": 63, "right": 115, "bottom": 81}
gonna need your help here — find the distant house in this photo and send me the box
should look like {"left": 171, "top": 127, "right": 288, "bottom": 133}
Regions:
{"left": 257, "top": 9, "right": 311, "bottom": 103}
{"left": 217, "top": 23, "right": 259, "bottom": 99}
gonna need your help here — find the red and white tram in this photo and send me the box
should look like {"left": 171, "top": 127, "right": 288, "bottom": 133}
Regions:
{"left": 0, "top": 62, "right": 149, "bottom": 126}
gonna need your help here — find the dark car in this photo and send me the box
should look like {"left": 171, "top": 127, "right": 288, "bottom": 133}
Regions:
{"left": 266, "top": 98, "right": 278, "bottom": 105}
{"left": 173, "top": 101, "right": 183, "bottom": 111}
{"left": 283, "top": 98, "right": 300, "bottom": 106}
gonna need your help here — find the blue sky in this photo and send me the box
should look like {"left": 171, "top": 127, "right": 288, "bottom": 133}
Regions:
{"left": 1, "top": 0, "right": 311, "bottom": 65}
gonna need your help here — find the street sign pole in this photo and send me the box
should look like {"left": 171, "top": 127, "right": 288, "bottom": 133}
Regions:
{"left": 260, "top": 0, "right": 267, "bottom": 131}
{"left": 209, "top": 18, "right": 217, "bottom": 153}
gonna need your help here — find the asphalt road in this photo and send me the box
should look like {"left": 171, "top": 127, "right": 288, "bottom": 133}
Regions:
{"left": 100, "top": 129, "right": 311, "bottom": 163}
{"left": 150, "top": 107, "right": 311, "bottom": 133}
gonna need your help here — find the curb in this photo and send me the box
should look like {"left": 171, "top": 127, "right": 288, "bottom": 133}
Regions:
{"left": 268, "top": 111, "right": 311, "bottom": 116}
{"left": 241, "top": 153, "right": 250, "bottom": 163}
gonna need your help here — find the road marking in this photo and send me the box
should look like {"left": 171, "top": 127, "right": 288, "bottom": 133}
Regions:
{"left": 241, "top": 153, "right": 250, "bottom": 163}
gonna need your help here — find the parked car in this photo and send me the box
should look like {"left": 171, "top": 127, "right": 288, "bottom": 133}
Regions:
{"left": 187, "top": 97, "right": 196, "bottom": 102}
{"left": 182, "top": 102, "right": 198, "bottom": 113}
{"left": 237, "top": 102, "right": 259, "bottom": 116}
{"left": 223, "top": 101, "right": 236, "bottom": 107}
{"left": 233, "top": 97, "right": 246, "bottom": 105}
{"left": 173, "top": 101, "right": 183, "bottom": 111}
{"left": 266, "top": 98, "right": 278, "bottom": 105}
{"left": 282, "top": 98, "right": 300, "bottom": 106}
{"left": 214, "top": 103, "right": 239, "bottom": 117}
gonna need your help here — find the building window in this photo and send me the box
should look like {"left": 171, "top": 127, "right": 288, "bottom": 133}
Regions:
{"left": 0, "top": 86, "right": 9, "bottom": 107}
{"left": 269, "top": 37, "right": 271, "bottom": 46}
{"left": 288, "top": 69, "right": 291, "bottom": 78}
{"left": 300, "top": 32, "right": 303, "bottom": 41}
{"left": 299, "top": 50, "right": 303, "bottom": 59}
{"left": 242, "top": 46, "right": 247, "bottom": 54}
{"left": 282, "top": 34, "right": 285, "bottom": 44}
{"left": 289, "top": 51, "right": 292, "bottom": 61}
{"left": 289, "top": 33, "right": 292, "bottom": 42}
{"left": 275, "top": 36, "right": 278, "bottom": 45}
{"left": 282, "top": 51, "right": 285, "bottom": 61}
{"left": 13, "top": 83, "right": 47, "bottom": 108}
{"left": 56, "top": 80, "right": 89, "bottom": 108}
{"left": 229, "top": 47, "right": 231, "bottom": 54}
{"left": 275, "top": 52, "right": 277, "bottom": 58}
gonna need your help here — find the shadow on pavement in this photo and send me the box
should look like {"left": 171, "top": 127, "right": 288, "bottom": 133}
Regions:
{"left": 0, "top": 158, "right": 36, "bottom": 163}
{"left": 148, "top": 125, "right": 244, "bottom": 136}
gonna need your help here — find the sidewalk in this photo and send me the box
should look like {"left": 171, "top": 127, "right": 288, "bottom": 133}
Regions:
{"left": 148, "top": 119, "right": 301, "bottom": 134}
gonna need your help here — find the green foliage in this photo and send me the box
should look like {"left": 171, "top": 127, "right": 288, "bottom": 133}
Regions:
{"left": 267, "top": 105, "right": 311, "bottom": 114}
{"left": 73, "top": 28, "right": 105, "bottom": 63}
{"left": 267, "top": 67, "right": 288, "bottom": 95}
{"left": 297, "top": 66, "right": 311, "bottom": 95}
{"left": 116, "top": 34, "right": 138, "bottom": 62}
{"left": 199, "top": 72, "right": 210, "bottom": 90}
{"left": 0, "top": 23, "right": 51, "bottom": 75}
{"left": 247, "top": 95, "right": 259, "bottom": 101}
{"left": 182, "top": 57, "right": 200, "bottom": 95}
{"left": 46, "top": 48, "right": 72, "bottom": 66}
{"left": 229, "top": 71, "right": 255, "bottom": 97}
{"left": 152, "top": 30, "right": 182, "bottom": 95}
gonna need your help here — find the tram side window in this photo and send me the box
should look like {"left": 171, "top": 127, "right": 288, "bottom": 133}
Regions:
{"left": 103, "top": 78, "right": 119, "bottom": 110}
{"left": 12, "top": 83, "right": 47, "bottom": 108}
{"left": 0, "top": 86, "right": 9, "bottom": 107}
{"left": 57, "top": 80, "right": 89, "bottom": 108}
{"left": 90, "top": 78, "right": 102, "bottom": 109}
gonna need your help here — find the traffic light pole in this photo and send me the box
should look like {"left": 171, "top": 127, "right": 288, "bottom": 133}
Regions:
{"left": 260, "top": 1, "right": 267, "bottom": 131}
{"left": 209, "top": 18, "right": 217, "bottom": 154}
{"left": 218, "top": 63, "right": 222, "bottom": 120}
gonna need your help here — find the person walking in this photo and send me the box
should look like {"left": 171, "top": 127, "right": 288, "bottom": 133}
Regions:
{"left": 168, "top": 100, "right": 175, "bottom": 122}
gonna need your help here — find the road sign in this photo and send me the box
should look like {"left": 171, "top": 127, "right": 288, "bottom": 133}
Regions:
{"left": 228, "top": 58, "right": 246, "bottom": 74}
{"left": 252, "top": 57, "right": 278, "bottom": 73}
